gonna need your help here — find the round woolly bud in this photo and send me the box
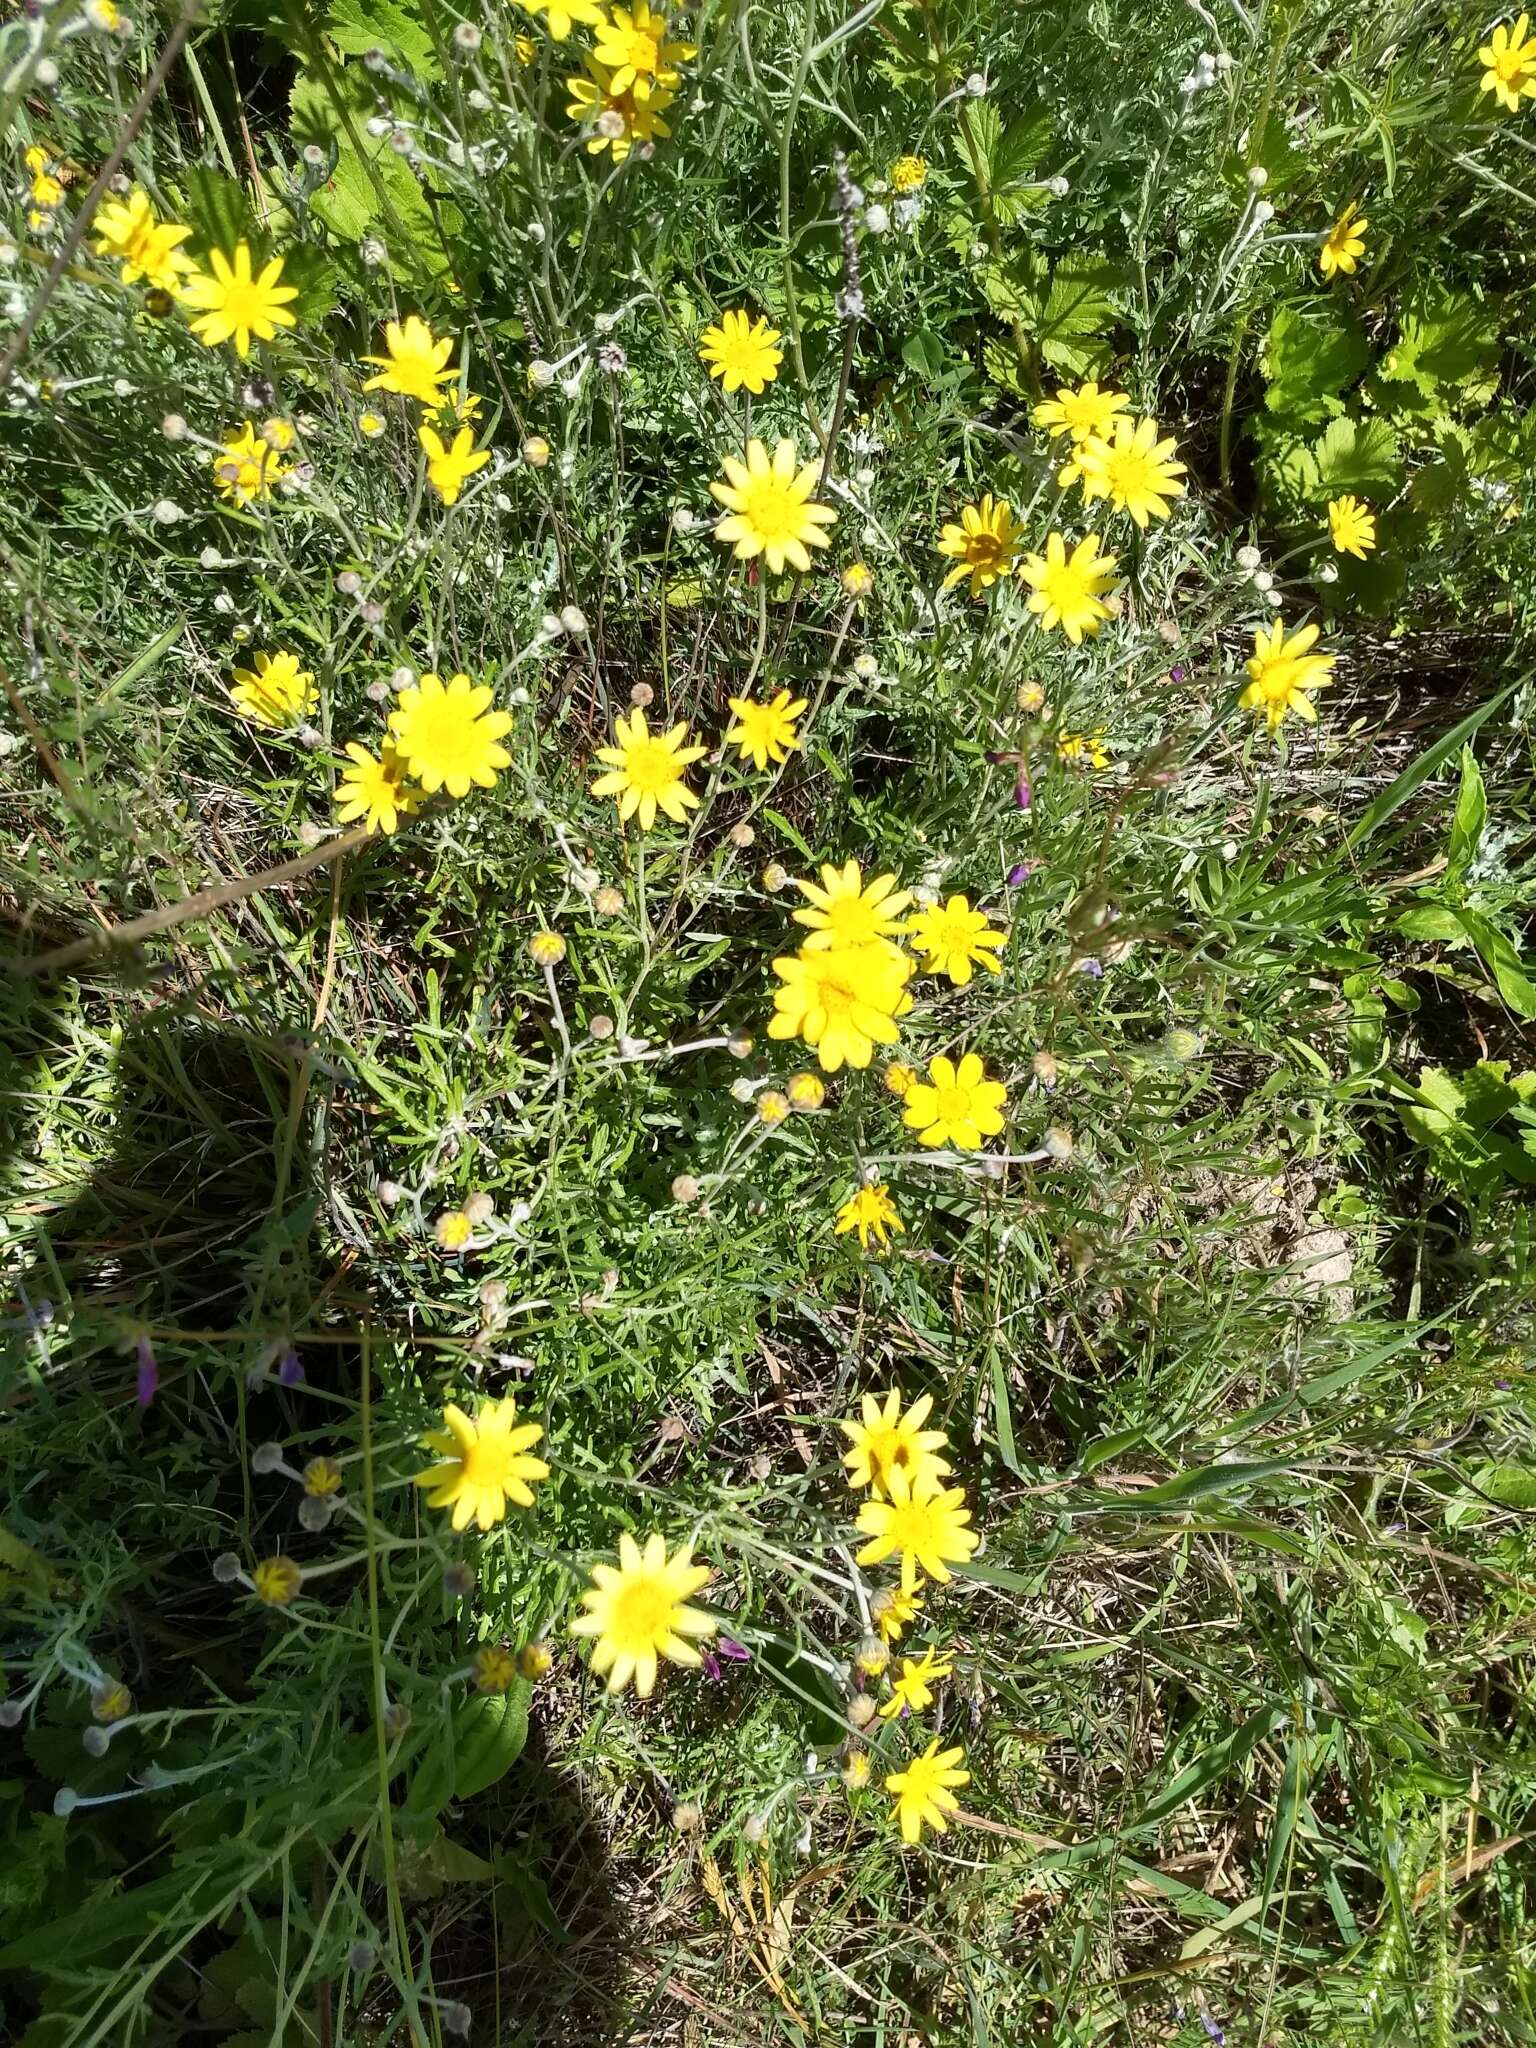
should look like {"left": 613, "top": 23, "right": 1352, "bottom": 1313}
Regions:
{"left": 376, "top": 1179, "right": 403, "bottom": 1207}
{"left": 629, "top": 681, "right": 654, "bottom": 707}
{"left": 756, "top": 1090, "right": 790, "bottom": 1128}
{"left": 671, "top": 1174, "right": 701, "bottom": 1205}
{"left": 671, "top": 1801, "right": 703, "bottom": 1833}
{"left": 463, "top": 1191, "right": 495, "bottom": 1226}
{"left": 251, "top": 1442, "right": 286, "bottom": 1475}
{"left": 588, "top": 1013, "right": 615, "bottom": 1040}
{"left": 727, "top": 1031, "right": 754, "bottom": 1058}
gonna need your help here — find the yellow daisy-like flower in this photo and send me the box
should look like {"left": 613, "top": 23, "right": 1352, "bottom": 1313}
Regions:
{"left": 873, "top": 1583, "right": 924, "bottom": 1645}
{"left": 768, "top": 942, "right": 913, "bottom": 1073}
{"left": 905, "top": 894, "right": 1007, "bottom": 985}
{"left": 514, "top": 31, "right": 538, "bottom": 62}
{"left": 887, "top": 1739, "right": 969, "bottom": 1844}
{"left": 1318, "top": 203, "right": 1368, "bottom": 282}
{"left": 786, "top": 1071, "right": 826, "bottom": 1110}
{"left": 335, "top": 741, "right": 418, "bottom": 835}
{"left": 1479, "top": 14, "right": 1536, "bottom": 108}
{"left": 834, "top": 1182, "right": 905, "bottom": 1251}
{"left": 590, "top": 707, "right": 708, "bottom": 829}
{"left": 901, "top": 1052, "right": 1007, "bottom": 1151}
{"left": 413, "top": 1395, "right": 550, "bottom": 1533}
{"left": 362, "top": 315, "right": 458, "bottom": 411}
{"left": 85, "top": 0, "right": 121, "bottom": 26}
{"left": 303, "top": 1456, "right": 343, "bottom": 1498}
{"left": 570, "top": 1530, "right": 716, "bottom": 1697}
{"left": 937, "top": 494, "right": 1019, "bottom": 597}
{"left": 591, "top": 1, "right": 694, "bottom": 100}
{"left": 472, "top": 1645, "right": 519, "bottom": 1694}
{"left": 419, "top": 423, "right": 490, "bottom": 506}
{"left": 180, "top": 242, "right": 299, "bottom": 358}
{"left": 841, "top": 1389, "right": 950, "bottom": 1497}
{"left": 252, "top": 1556, "right": 303, "bottom": 1607}
{"left": 92, "top": 1679, "right": 132, "bottom": 1722}
{"left": 1017, "top": 530, "right": 1120, "bottom": 644}
{"left": 884, "top": 1061, "right": 918, "bottom": 1097}
{"left": 1327, "top": 495, "right": 1376, "bottom": 559}
{"left": 1033, "top": 379, "right": 1132, "bottom": 483}
{"left": 890, "top": 154, "right": 927, "bottom": 193}
{"left": 725, "top": 688, "right": 808, "bottom": 770}
{"left": 212, "top": 420, "right": 291, "bottom": 507}
{"left": 856, "top": 1469, "right": 979, "bottom": 1591}
{"left": 1074, "top": 416, "right": 1186, "bottom": 528}
{"left": 711, "top": 436, "right": 837, "bottom": 576}
{"left": 793, "top": 859, "right": 913, "bottom": 950}
{"left": 389, "top": 671, "right": 514, "bottom": 797}
{"left": 1239, "top": 619, "right": 1335, "bottom": 732}
{"left": 435, "top": 1209, "right": 473, "bottom": 1251}
{"left": 230, "top": 650, "right": 316, "bottom": 728}
{"left": 564, "top": 58, "right": 675, "bottom": 160}
{"left": 879, "top": 1645, "right": 954, "bottom": 1720}
{"left": 698, "top": 309, "right": 784, "bottom": 394}
{"left": 25, "top": 145, "right": 65, "bottom": 212}
{"left": 91, "top": 188, "right": 194, "bottom": 292}
{"left": 523, "top": 0, "right": 605, "bottom": 38}
{"left": 1056, "top": 727, "right": 1112, "bottom": 769}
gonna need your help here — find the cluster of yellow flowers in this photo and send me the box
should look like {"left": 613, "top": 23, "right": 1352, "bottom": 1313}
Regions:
{"left": 840, "top": 1391, "right": 977, "bottom": 1842}
{"left": 514, "top": 0, "right": 693, "bottom": 161}
{"left": 939, "top": 377, "right": 1339, "bottom": 735}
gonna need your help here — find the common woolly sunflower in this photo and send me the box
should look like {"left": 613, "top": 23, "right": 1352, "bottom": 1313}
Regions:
{"left": 180, "top": 242, "right": 298, "bottom": 357}
{"left": 413, "top": 1396, "right": 549, "bottom": 1532}
{"left": 589, "top": 707, "right": 707, "bottom": 828}
{"left": 570, "top": 1532, "right": 716, "bottom": 1697}
{"left": 710, "top": 437, "right": 837, "bottom": 575}
{"left": 388, "top": 672, "right": 513, "bottom": 797}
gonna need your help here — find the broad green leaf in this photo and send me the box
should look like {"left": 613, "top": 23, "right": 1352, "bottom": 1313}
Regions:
{"left": 1262, "top": 303, "right": 1368, "bottom": 424}
{"left": 290, "top": 61, "right": 458, "bottom": 282}
{"left": 901, "top": 327, "right": 951, "bottom": 380}
{"left": 1446, "top": 745, "right": 1487, "bottom": 880}
{"left": 1252, "top": 416, "right": 1321, "bottom": 511}
{"left": 1019, "top": 253, "right": 1123, "bottom": 376}
{"left": 1452, "top": 910, "right": 1536, "bottom": 1018}
{"left": 1381, "top": 286, "right": 1501, "bottom": 399}
{"left": 1313, "top": 415, "right": 1401, "bottom": 497}
{"left": 179, "top": 164, "right": 259, "bottom": 261}
{"left": 327, "top": 0, "right": 442, "bottom": 77}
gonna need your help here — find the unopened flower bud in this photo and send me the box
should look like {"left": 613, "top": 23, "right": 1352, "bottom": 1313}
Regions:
{"left": 671, "top": 1174, "right": 700, "bottom": 1205}
{"left": 1031, "top": 1050, "right": 1058, "bottom": 1090}
{"left": 847, "top": 1692, "right": 879, "bottom": 1729}
{"left": 729, "top": 821, "right": 755, "bottom": 848}
{"left": 762, "top": 863, "right": 788, "bottom": 893}
{"left": 756, "top": 1090, "right": 790, "bottom": 1128}
{"left": 629, "top": 680, "right": 654, "bottom": 707}
{"left": 588, "top": 1012, "right": 615, "bottom": 1039}
{"left": 727, "top": 1030, "right": 754, "bottom": 1058}
{"left": 1042, "top": 1125, "right": 1074, "bottom": 1161}
{"left": 671, "top": 1800, "right": 702, "bottom": 1833}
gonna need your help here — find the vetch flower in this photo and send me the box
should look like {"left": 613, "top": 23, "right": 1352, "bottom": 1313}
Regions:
{"left": 841, "top": 1389, "right": 949, "bottom": 1495}
{"left": 937, "top": 494, "right": 1019, "bottom": 596}
{"left": 230, "top": 651, "right": 316, "bottom": 728}
{"left": 768, "top": 942, "right": 913, "bottom": 1072}
{"left": 1327, "top": 495, "right": 1376, "bottom": 559}
{"left": 834, "top": 1182, "right": 904, "bottom": 1251}
{"left": 389, "top": 671, "right": 513, "bottom": 797}
{"left": 1018, "top": 531, "right": 1120, "bottom": 643}
{"left": 901, "top": 1052, "right": 1007, "bottom": 1150}
{"left": 1318, "top": 203, "right": 1368, "bottom": 281}
{"left": 414, "top": 1395, "right": 549, "bottom": 1532}
{"left": 91, "top": 188, "right": 193, "bottom": 292}
{"left": 363, "top": 315, "right": 458, "bottom": 409}
{"left": 252, "top": 1556, "right": 303, "bottom": 1607}
{"left": 1239, "top": 619, "right": 1335, "bottom": 731}
{"left": 856, "top": 1469, "right": 979, "bottom": 1590}
{"left": 335, "top": 742, "right": 417, "bottom": 834}
{"left": 879, "top": 1646, "right": 954, "bottom": 1719}
{"left": 590, "top": 707, "right": 707, "bottom": 828}
{"left": 698, "top": 309, "right": 783, "bottom": 394}
{"left": 1074, "top": 416, "right": 1186, "bottom": 528}
{"left": 591, "top": 2, "right": 694, "bottom": 99}
{"left": 1479, "top": 15, "right": 1536, "bottom": 108}
{"left": 725, "top": 688, "right": 807, "bottom": 770}
{"left": 886, "top": 1739, "right": 969, "bottom": 1844}
{"left": 711, "top": 437, "right": 837, "bottom": 576}
{"left": 523, "top": 0, "right": 605, "bottom": 37}
{"left": 565, "top": 57, "right": 675, "bottom": 160}
{"left": 793, "top": 860, "right": 912, "bottom": 950}
{"left": 181, "top": 242, "right": 298, "bottom": 357}
{"left": 212, "top": 420, "right": 290, "bottom": 506}
{"left": 570, "top": 1531, "right": 716, "bottom": 1697}
{"left": 906, "top": 894, "right": 1006, "bottom": 984}
{"left": 419, "top": 423, "right": 490, "bottom": 505}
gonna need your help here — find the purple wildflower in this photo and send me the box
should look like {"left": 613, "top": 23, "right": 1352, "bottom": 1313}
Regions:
{"left": 1169, "top": 665, "right": 1187, "bottom": 683}
{"left": 1199, "top": 2015, "right": 1225, "bottom": 2045}
{"left": 718, "top": 1637, "right": 750, "bottom": 1664}
{"left": 278, "top": 1348, "right": 305, "bottom": 1387}
{"left": 1007, "top": 860, "right": 1039, "bottom": 887}
{"left": 135, "top": 1335, "right": 159, "bottom": 1409}
{"left": 1014, "top": 767, "right": 1032, "bottom": 812}
{"left": 1073, "top": 957, "right": 1104, "bottom": 978}
{"left": 700, "top": 1648, "right": 722, "bottom": 1682}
